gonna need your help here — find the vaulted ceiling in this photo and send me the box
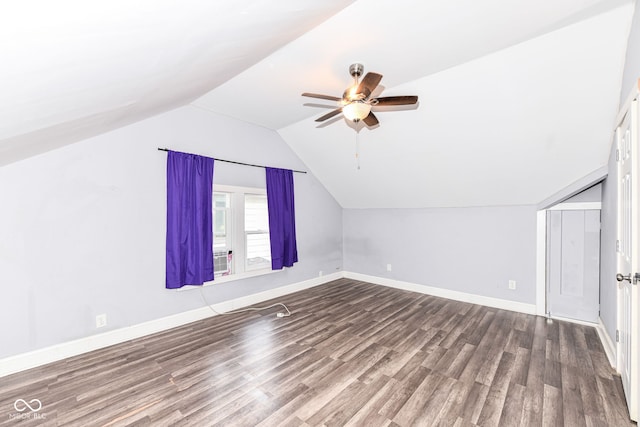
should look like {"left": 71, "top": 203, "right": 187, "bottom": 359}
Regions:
{"left": 1, "top": 0, "right": 635, "bottom": 208}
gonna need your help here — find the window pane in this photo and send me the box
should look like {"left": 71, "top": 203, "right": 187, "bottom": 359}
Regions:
{"left": 245, "top": 194, "right": 270, "bottom": 270}
{"left": 213, "top": 193, "right": 230, "bottom": 245}
{"left": 245, "top": 194, "right": 269, "bottom": 232}
{"left": 214, "top": 209, "right": 226, "bottom": 241}
{"left": 246, "top": 232, "right": 271, "bottom": 270}
{"left": 213, "top": 192, "right": 232, "bottom": 275}
{"left": 214, "top": 193, "right": 229, "bottom": 208}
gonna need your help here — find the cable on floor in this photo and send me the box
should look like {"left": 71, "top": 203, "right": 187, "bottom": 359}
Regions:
{"left": 199, "top": 286, "right": 291, "bottom": 318}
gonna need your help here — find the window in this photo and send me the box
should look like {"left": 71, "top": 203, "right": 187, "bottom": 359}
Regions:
{"left": 244, "top": 194, "right": 271, "bottom": 271}
{"left": 213, "top": 193, "right": 232, "bottom": 276}
{"left": 212, "top": 185, "right": 271, "bottom": 280}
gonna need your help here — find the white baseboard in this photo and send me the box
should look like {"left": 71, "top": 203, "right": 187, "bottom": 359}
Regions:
{"left": 0, "top": 306, "right": 214, "bottom": 379}
{"left": 210, "top": 272, "right": 342, "bottom": 313}
{"left": 596, "top": 317, "right": 617, "bottom": 369}
{"left": 343, "top": 272, "right": 537, "bottom": 315}
{"left": 0, "top": 272, "right": 341, "bottom": 378}
{"left": 2, "top": 270, "right": 614, "bottom": 378}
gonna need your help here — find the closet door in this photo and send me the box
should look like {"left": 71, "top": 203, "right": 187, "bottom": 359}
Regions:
{"left": 547, "top": 209, "right": 600, "bottom": 322}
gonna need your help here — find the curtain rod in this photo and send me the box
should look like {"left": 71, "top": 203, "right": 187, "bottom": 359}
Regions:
{"left": 157, "top": 148, "right": 306, "bottom": 174}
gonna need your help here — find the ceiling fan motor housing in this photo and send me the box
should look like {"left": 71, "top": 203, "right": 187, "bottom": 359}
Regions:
{"left": 349, "top": 63, "right": 364, "bottom": 78}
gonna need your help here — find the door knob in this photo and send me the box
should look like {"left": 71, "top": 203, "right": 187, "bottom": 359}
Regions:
{"left": 617, "top": 273, "right": 632, "bottom": 283}
{"left": 617, "top": 273, "right": 640, "bottom": 284}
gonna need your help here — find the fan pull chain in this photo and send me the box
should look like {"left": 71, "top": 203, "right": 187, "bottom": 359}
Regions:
{"left": 355, "top": 127, "right": 361, "bottom": 170}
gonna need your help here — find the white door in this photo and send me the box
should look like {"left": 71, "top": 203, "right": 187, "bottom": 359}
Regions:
{"left": 617, "top": 100, "right": 638, "bottom": 421}
{"left": 547, "top": 209, "right": 601, "bottom": 322}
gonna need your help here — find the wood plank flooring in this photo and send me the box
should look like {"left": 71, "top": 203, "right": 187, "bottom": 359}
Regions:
{"left": 0, "top": 279, "right": 633, "bottom": 426}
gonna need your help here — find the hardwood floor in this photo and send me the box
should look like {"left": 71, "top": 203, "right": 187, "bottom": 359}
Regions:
{"left": 0, "top": 279, "right": 633, "bottom": 426}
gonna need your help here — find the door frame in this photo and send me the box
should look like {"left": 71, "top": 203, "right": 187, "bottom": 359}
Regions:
{"left": 536, "top": 172, "right": 607, "bottom": 314}
{"left": 535, "top": 173, "right": 611, "bottom": 362}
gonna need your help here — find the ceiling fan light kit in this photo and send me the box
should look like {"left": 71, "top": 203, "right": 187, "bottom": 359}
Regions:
{"left": 342, "top": 101, "right": 371, "bottom": 122}
{"left": 302, "top": 63, "right": 418, "bottom": 127}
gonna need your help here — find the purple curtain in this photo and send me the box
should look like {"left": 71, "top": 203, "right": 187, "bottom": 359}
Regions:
{"left": 266, "top": 167, "right": 298, "bottom": 270}
{"left": 165, "top": 151, "right": 214, "bottom": 289}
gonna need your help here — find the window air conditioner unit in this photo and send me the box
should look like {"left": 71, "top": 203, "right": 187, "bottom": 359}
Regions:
{"left": 214, "top": 251, "right": 231, "bottom": 276}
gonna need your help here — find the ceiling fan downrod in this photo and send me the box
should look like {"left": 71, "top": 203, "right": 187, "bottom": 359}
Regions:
{"left": 345, "top": 63, "right": 366, "bottom": 103}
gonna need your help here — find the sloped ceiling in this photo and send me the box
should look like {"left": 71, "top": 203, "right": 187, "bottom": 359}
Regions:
{"left": 1, "top": 0, "right": 635, "bottom": 209}
{"left": 0, "top": 0, "right": 355, "bottom": 165}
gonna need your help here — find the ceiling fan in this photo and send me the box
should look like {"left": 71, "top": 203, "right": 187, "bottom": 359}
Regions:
{"left": 302, "top": 63, "right": 418, "bottom": 126}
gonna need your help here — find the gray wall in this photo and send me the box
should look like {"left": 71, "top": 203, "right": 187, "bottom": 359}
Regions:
{"left": 0, "top": 105, "right": 343, "bottom": 359}
{"left": 343, "top": 205, "right": 537, "bottom": 304}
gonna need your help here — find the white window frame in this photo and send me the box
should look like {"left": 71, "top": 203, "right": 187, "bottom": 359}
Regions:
{"left": 210, "top": 184, "right": 276, "bottom": 285}
{"left": 243, "top": 192, "right": 272, "bottom": 272}
{"left": 213, "top": 192, "right": 232, "bottom": 275}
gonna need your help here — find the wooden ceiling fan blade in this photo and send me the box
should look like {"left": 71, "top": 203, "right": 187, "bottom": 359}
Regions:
{"left": 363, "top": 112, "right": 379, "bottom": 126}
{"left": 374, "top": 96, "right": 418, "bottom": 106}
{"left": 302, "top": 92, "right": 342, "bottom": 102}
{"left": 356, "top": 72, "right": 383, "bottom": 99}
{"left": 315, "top": 108, "right": 343, "bottom": 122}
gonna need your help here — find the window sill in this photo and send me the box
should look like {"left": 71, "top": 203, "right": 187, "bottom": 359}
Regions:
{"left": 175, "top": 268, "right": 279, "bottom": 291}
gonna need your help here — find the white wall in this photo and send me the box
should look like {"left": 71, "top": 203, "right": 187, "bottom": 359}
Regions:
{"left": 563, "top": 183, "right": 602, "bottom": 203}
{"left": 0, "top": 82, "right": 623, "bottom": 362}
{"left": 343, "top": 205, "right": 537, "bottom": 304}
{"left": 620, "top": 0, "right": 640, "bottom": 108}
{"left": 0, "top": 105, "right": 343, "bottom": 359}
{"left": 598, "top": 0, "right": 640, "bottom": 342}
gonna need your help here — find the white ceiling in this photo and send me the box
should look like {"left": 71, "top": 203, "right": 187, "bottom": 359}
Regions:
{"left": 1, "top": 0, "right": 635, "bottom": 208}
{"left": 0, "top": 0, "right": 355, "bottom": 165}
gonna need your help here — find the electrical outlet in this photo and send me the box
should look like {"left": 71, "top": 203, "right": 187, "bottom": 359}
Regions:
{"left": 319, "top": 270, "right": 323, "bottom": 277}
{"left": 387, "top": 264, "right": 392, "bottom": 272}
{"left": 96, "top": 314, "right": 107, "bottom": 328}
{"left": 508, "top": 280, "right": 516, "bottom": 290}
